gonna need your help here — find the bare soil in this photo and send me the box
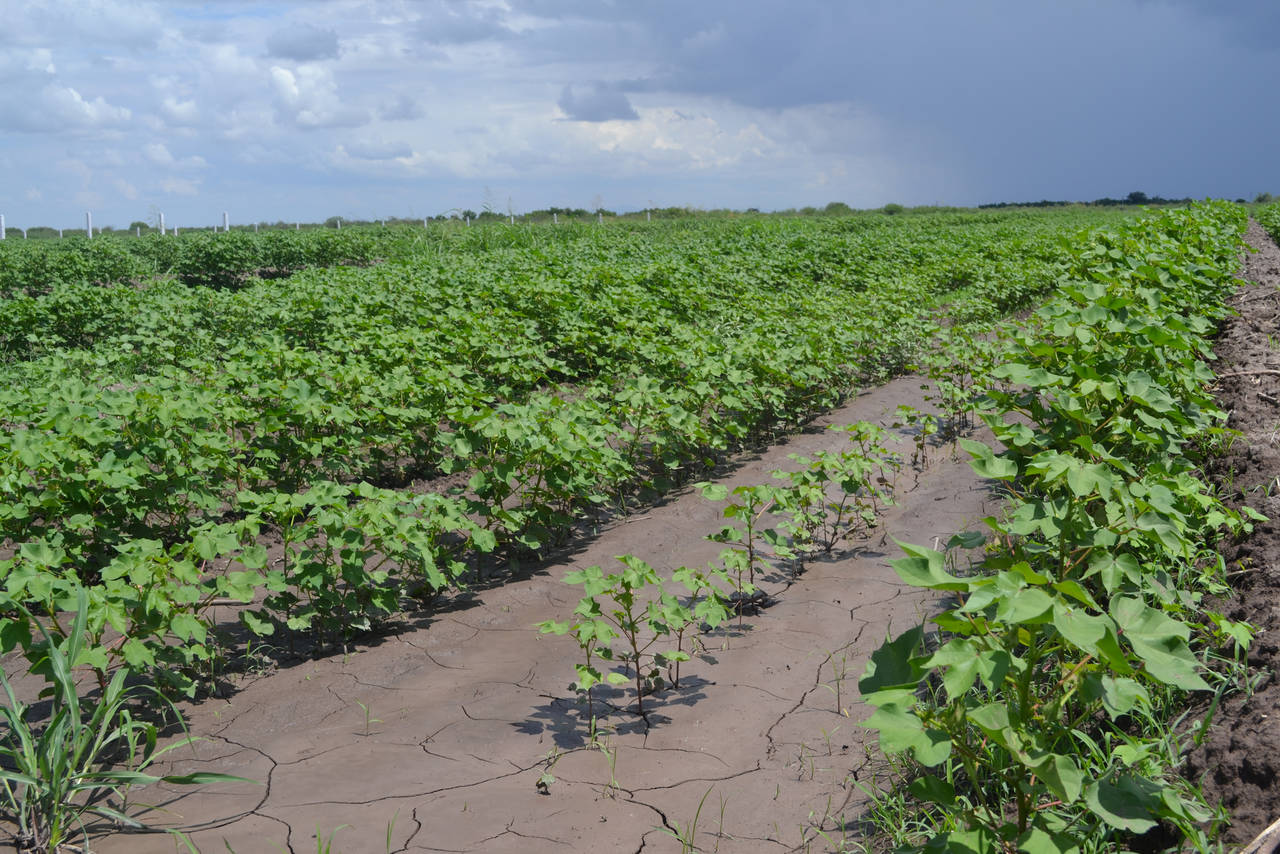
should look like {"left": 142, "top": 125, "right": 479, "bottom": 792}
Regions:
{"left": 1185, "top": 221, "right": 1280, "bottom": 849}
{"left": 85, "top": 376, "right": 998, "bottom": 854}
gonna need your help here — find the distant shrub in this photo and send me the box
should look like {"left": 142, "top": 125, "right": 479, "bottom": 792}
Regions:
{"left": 882, "top": 203, "right": 905, "bottom": 216}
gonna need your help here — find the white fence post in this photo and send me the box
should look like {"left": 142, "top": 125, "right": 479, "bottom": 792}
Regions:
{"left": 553, "top": 212, "right": 557, "bottom": 225}
{"left": 0, "top": 214, "right": 5, "bottom": 240}
{"left": 465, "top": 216, "right": 470, "bottom": 226}
{"left": 295, "top": 222, "right": 300, "bottom": 230}
{"left": 223, "top": 211, "right": 229, "bottom": 232}
{"left": 86, "top": 211, "right": 93, "bottom": 239}
{"left": 597, "top": 212, "right": 603, "bottom": 224}
{"left": 647, "top": 210, "right": 651, "bottom": 222}
{"left": 336, "top": 218, "right": 342, "bottom": 230}
{"left": 160, "top": 212, "right": 166, "bottom": 235}
{"left": 59, "top": 229, "right": 63, "bottom": 238}
{"left": 22, "top": 229, "right": 28, "bottom": 238}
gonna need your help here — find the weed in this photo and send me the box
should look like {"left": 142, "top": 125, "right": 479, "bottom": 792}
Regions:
{"left": 353, "top": 698, "right": 382, "bottom": 737}
{"left": 0, "top": 590, "right": 255, "bottom": 854}
{"left": 658, "top": 785, "right": 717, "bottom": 853}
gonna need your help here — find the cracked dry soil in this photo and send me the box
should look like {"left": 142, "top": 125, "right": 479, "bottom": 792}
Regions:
{"left": 87, "top": 376, "right": 1000, "bottom": 854}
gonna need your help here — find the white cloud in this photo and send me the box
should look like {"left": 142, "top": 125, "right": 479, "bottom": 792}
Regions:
{"left": 203, "top": 43, "right": 258, "bottom": 76}
{"left": 161, "top": 96, "right": 199, "bottom": 124}
{"left": 270, "top": 64, "right": 370, "bottom": 129}
{"left": 0, "top": 48, "right": 56, "bottom": 78}
{"left": 143, "top": 142, "right": 208, "bottom": 169}
{"left": 113, "top": 178, "right": 139, "bottom": 199}
{"left": 159, "top": 177, "right": 199, "bottom": 196}
{"left": 144, "top": 142, "right": 175, "bottom": 166}
{"left": 0, "top": 85, "right": 132, "bottom": 132}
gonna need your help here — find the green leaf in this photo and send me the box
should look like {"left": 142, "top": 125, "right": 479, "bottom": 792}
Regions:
{"left": 695, "top": 482, "right": 728, "bottom": 501}
{"left": 994, "top": 588, "right": 1053, "bottom": 624}
{"left": 1084, "top": 777, "right": 1160, "bottom": 834}
{"left": 1016, "top": 824, "right": 1081, "bottom": 854}
{"left": 862, "top": 697, "right": 950, "bottom": 766}
{"left": 240, "top": 610, "right": 275, "bottom": 636}
{"left": 120, "top": 637, "right": 155, "bottom": 669}
{"left": 1081, "top": 674, "right": 1150, "bottom": 718}
{"left": 917, "top": 826, "right": 1002, "bottom": 854}
{"left": 1036, "top": 752, "right": 1083, "bottom": 803}
{"left": 923, "top": 638, "right": 1010, "bottom": 697}
{"left": 959, "top": 437, "right": 1018, "bottom": 480}
{"left": 1052, "top": 603, "right": 1108, "bottom": 655}
{"left": 1111, "top": 597, "right": 1208, "bottom": 690}
{"left": 967, "top": 702, "right": 1010, "bottom": 733}
{"left": 19, "top": 540, "right": 65, "bottom": 568}
{"left": 890, "top": 542, "right": 969, "bottom": 591}
{"left": 858, "top": 625, "right": 924, "bottom": 694}
{"left": 170, "top": 613, "right": 206, "bottom": 643}
{"left": 907, "top": 774, "right": 955, "bottom": 806}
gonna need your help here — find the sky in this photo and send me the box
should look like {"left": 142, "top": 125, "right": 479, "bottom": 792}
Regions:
{"left": 0, "top": 0, "right": 1278, "bottom": 229}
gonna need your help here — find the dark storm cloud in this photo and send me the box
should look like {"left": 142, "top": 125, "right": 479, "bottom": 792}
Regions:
{"left": 557, "top": 83, "right": 639, "bottom": 122}
{"left": 266, "top": 24, "right": 340, "bottom": 61}
{"left": 514, "top": 0, "right": 1280, "bottom": 201}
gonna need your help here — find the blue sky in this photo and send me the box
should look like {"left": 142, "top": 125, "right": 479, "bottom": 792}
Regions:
{"left": 0, "top": 0, "right": 1277, "bottom": 229}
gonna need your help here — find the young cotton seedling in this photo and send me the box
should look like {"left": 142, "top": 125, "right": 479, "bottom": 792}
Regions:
{"left": 538, "top": 556, "right": 727, "bottom": 718}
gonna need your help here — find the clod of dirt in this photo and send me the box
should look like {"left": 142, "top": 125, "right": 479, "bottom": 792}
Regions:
{"left": 727, "top": 589, "right": 772, "bottom": 614}
{"left": 1185, "top": 219, "right": 1280, "bottom": 848}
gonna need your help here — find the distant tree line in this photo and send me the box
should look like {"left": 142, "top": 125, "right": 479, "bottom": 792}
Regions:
{"left": 981, "top": 191, "right": 1277, "bottom": 209}
{"left": 980, "top": 191, "right": 1190, "bottom": 209}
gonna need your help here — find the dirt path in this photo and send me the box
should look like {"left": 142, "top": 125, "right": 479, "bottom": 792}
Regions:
{"left": 94, "top": 376, "right": 997, "bottom": 854}
{"left": 1185, "top": 220, "right": 1280, "bottom": 848}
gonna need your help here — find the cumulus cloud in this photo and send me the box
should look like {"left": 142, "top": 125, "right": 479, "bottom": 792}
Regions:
{"left": 142, "top": 142, "right": 206, "bottom": 169}
{"left": 558, "top": 83, "right": 639, "bottom": 122}
{"left": 266, "top": 23, "right": 340, "bottom": 61}
{"left": 161, "top": 96, "right": 199, "bottom": 124}
{"left": 144, "top": 142, "right": 174, "bottom": 165}
{"left": 271, "top": 65, "right": 370, "bottom": 128}
{"left": 0, "top": 84, "right": 131, "bottom": 133}
{"left": 203, "top": 43, "right": 258, "bottom": 77}
{"left": 0, "top": 48, "right": 56, "bottom": 79}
